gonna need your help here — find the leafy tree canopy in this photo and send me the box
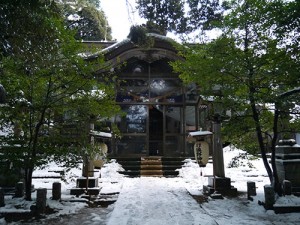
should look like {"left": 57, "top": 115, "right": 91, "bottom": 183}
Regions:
{"left": 0, "top": 0, "right": 119, "bottom": 200}
{"left": 60, "top": 0, "right": 112, "bottom": 41}
{"left": 172, "top": 0, "right": 300, "bottom": 191}
{"left": 136, "top": 0, "right": 228, "bottom": 38}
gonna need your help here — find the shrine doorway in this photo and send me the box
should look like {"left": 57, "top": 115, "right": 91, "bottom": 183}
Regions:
{"left": 149, "top": 106, "right": 163, "bottom": 156}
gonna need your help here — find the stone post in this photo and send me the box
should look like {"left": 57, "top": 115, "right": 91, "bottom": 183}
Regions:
{"left": 15, "top": 181, "right": 24, "bottom": 198}
{"left": 247, "top": 181, "right": 256, "bottom": 197}
{"left": 52, "top": 182, "right": 61, "bottom": 200}
{"left": 212, "top": 121, "right": 225, "bottom": 178}
{"left": 82, "top": 157, "right": 94, "bottom": 177}
{"left": 82, "top": 122, "right": 95, "bottom": 177}
{"left": 264, "top": 185, "right": 275, "bottom": 210}
{"left": 282, "top": 180, "right": 292, "bottom": 195}
{"left": 36, "top": 188, "right": 47, "bottom": 214}
{"left": 0, "top": 188, "right": 5, "bottom": 207}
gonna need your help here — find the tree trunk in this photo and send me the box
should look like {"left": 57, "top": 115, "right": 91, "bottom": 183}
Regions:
{"left": 244, "top": 20, "right": 273, "bottom": 185}
{"left": 249, "top": 88, "right": 273, "bottom": 184}
{"left": 24, "top": 167, "right": 33, "bottom": 201}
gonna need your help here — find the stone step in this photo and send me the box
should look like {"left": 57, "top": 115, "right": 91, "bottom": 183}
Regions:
{"left": 141, "top": 160, "right": 162, "bottom": 165}
{"left": 163, "top": 170, "right": 180, "bottom": 176}
{"left": 141, "top": 164, "right": 163, "bottom": 170}
{"left": 140, "top": 157, "right": 162, "bottom": 176}
{"left": 116, "top": 156, "right": 185, "bottom": 177}
{"left": 140, "top": 169, "right": 163, "bottom": 176}
{"left": 118, "top": 170, "right": 140, "bottom": 177}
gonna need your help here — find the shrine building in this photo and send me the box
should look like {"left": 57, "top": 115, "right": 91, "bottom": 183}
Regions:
{"left": 87, "top": 33, "right": 210, "bottom": 159}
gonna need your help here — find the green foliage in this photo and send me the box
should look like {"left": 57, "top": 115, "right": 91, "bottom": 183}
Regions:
{"left": 136, "top": 0, "right": 186, "bottom": 34}
{"left": 60, "top": 0, "right": 112, "bottom": 41}
{"left": 267, "top": 0, "right": 300, "bottom": 58}
{"left": 0, "top": 0, "right": 119, "bottom": 199}
{"left": 136, "top": 0, "right": 225, "bottom": 35}
{"left": 127, "top": 25, "right": 154, "bottom": 48}
{"left": 172, "top": 0, "right": 300, "bottom": 187}
{"left": 227, "top": 152, "right": 254, "bottom": 168}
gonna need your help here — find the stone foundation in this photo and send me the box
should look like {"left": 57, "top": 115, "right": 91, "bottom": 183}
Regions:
{"left": 203, "top": 176, "right": 237, "bottom": 196}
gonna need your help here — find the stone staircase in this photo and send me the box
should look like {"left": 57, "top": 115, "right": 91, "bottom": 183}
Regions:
{"left": 140, "top": 157, "right": 163, "bottom": 177}
{"left": 116, "top": 157, "right": 185, "bottom": 177}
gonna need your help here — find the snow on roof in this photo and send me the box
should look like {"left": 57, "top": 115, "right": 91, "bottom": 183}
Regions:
{"left": 188, "top": 130, "right": 213, "bottom": 137}
{"left": 90, "top": 130, "right": 112, "bottom": 138}
{"left": 85, "top": 33, "right": 177, "bottom": 59}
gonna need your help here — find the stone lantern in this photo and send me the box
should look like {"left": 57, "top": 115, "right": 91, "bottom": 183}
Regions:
{"left": 202, "top": 89, "right": 237, "bottom": 197}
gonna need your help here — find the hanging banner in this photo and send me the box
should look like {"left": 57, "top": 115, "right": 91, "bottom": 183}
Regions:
{"left": 194, "top": 141, "right": 209, "bottom": 167}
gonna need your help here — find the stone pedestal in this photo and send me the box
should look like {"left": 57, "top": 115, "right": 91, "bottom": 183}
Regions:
{"left": 76, "top": 177, "right": 98, "bottom": 188}
{"left": 202, "top": 122, "right": 237, "bottom": 197}
{"left": 15, "top": 181, "right": 24, "bottom": 198}
{"left": 282, "top": 180, "right": 292, "bottom": 195}
{"left": 275, "top": 140, "right": 300, "bottom": 193}
{"left": 52, "top": 182, "right": 61, "bottom": 200}
{"left": 70, "top": 177, "right": 100, "bottom": 196}
{"left": 247, "top": 181, "right": 257, "bottom": 197}
{"left": 36, "top": 188, "right": 47, "bottom": 214}
{"left": 203, "top": 176, "right": 237, "bottom": 196}
{"left": 82, "top": 160, "right": 95, "bottom": 177}
{"left": 264, "top": 185, "right": 275, "bottom": 210}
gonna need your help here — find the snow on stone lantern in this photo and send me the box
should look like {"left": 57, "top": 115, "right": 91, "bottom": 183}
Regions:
{"left": 275, "top": 139, "right": 300, "bottom": 194}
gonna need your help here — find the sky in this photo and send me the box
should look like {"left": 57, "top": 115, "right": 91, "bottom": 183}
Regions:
{"left": 99, "top": 0, "right": 220, "bottom": 43}
{"left": 100, "top": 0, "right": 145, "bottom": 41}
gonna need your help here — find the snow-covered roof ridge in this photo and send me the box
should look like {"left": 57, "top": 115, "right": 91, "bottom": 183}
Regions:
{"left": 84, "top": 32, "right": 178, "bottom": 60}
{"left": 84, "top": 38, "right": 131, "bottom": 59}
{"left": 146, "top": 32, "right": 177, "bottom": 43}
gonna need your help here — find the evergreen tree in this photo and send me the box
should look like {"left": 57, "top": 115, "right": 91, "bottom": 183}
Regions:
{"left": 0, "top": 0, "right": 119, "bottom": 200}
{"left": 136, "top": 0, "right": 226, "bottom": 39}
{"left": 60, "top": 0, "right": 112, "bottom": 41}
{"left": 172, "top": 0, "right": 300, "bottom": 193}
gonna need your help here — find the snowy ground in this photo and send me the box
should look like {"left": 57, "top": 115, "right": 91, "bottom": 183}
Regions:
{"left": 1, "top": 146, "right": 300, "bottom": 224}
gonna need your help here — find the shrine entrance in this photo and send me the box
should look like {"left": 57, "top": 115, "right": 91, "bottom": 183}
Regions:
{"left": 91, "top": 34, "right": 207, "bottom": 158}
{"left": 149, "top": 106, "right": 163, "bottom": 156}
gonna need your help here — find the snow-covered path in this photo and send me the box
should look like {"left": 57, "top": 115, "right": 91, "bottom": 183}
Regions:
{"left": 106, "top": 177, "right": 216, "bottom": 225}
{"left": 3, "top": 147, "right": 300, "bottom": 225}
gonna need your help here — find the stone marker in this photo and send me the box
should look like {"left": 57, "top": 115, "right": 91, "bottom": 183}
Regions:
{"left": 0, "top": 188, "right": 5, "bottom": 207}
{"left": 52, "top": 182, "right": 61, "bottom": 200}
{"left": 247, "top": 181, "right": 256, "bottom": 197}
{"left": 282, "top": 180, "right": 292, "bottom": 195}
{"left": 36, "top": 188, "right": 47, "bottom": 214}
{"left": 15, "top": 181, "right": 24, "bottom": 198}
{"left": 264, "top": 185, "right": 275, "bottom": 210}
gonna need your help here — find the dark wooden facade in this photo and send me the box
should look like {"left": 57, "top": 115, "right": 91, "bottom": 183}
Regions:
{"left": 90, "top": 34, "right": 209, "bottom": 158}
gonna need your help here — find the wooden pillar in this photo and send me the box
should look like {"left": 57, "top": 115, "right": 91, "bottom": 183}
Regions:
{"left": 212, "top": 121, "right": 225, "bottom": 177}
